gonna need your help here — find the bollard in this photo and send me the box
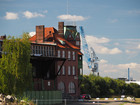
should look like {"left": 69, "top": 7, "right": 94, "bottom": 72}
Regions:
{"left": 36, "top": 99, "right": 38, "bottom": 105}
{"left": 64, "top": 99, "right": 66, "bottom": 105}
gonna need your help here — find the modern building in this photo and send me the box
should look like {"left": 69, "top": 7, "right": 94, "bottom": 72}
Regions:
{"left": 29, "top": 22, "right": 83, "bottom": 98}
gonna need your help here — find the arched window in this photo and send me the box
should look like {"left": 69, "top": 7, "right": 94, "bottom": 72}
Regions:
{"left": 68, "top": 82, "right": 76, "bottom": 93}
{"left": 58, "top": 81, "right": 65, "bottom": 93}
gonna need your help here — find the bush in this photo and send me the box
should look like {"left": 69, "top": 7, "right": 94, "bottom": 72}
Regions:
{"left": 80, "top": 74, "right": 140, "bottom": 98}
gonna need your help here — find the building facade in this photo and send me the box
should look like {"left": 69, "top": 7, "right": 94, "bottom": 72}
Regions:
{"left": 29, "top": 22, "right": 83, "bottom": 98}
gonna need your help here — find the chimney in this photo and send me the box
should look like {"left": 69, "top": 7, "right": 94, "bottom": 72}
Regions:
{"left": 58, "top": 22, "right": 64, "bottom": 37}
{"left": 36, "top": 25, "right": 44, "bottom": 43}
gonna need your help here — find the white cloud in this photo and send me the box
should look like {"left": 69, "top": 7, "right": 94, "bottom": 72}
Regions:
{"left": 86, "top": 36, "right": 110, "bottom": 44}
{"left": 97, "top": 62, "right": 140, "bottom": 80}
{"left": 100, "top": 59, "right": 108, "bottom": 64}
{"left": 4, "top": 12, "right": 19, "bottom": 20}
{"left": 137, "top": 44, "right": 140, "bottom": 49}
{"left": 82, "top": 36, "right": 140, "bottom": 80}
{"left": 118, "top": 63, "right": 138, "bottom": 69}
{"left": 114, "top": 42, "right": 120, "bottom": 46}
{"left": 109, "top": 48, "right": 122, "bottom": 54}
{"left": 83, "top": 58, "right": 140, "bottom": 80}
{"left": 110, "top": 19, "right": 118, "bottom": 23}
{"left": 98, "top": 46, "right": 122, "bottom": 54}
{"left": 85, "top": 35, "right": 122, "bottom": 54}
{"left": 29, "top": 32, "right": 36, "bottom": 37}
{"left": 125, "top": 50, "right": 137, "bottom": 54}
{"left": 23, "top": 11, "right": 45, "bottom": 19}
{"left": 57, "top": 14, "right": 87, "bottom": 21}
{"left": 43, "top": 10, "right": 48, "bottom": 13}
{"left": 128, "top": 10, "right": 140, "bottom": 14}
{"left": 125, "top": 50, "right": 130, "bottom": 54}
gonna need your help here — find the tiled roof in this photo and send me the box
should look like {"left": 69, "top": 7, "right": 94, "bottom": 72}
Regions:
{"left": 29, "top": 27, "right": 80, "bottom": 50}
{"left": 44, "top": 27, "right": 55, "bottom": 38}
{"left": 30, "top": 35, "right": 36, "bottom": 42}
{"left": 56, "top": 36, "right": 79, "bottom": 49}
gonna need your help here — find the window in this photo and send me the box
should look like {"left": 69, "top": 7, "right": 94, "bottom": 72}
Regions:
{"left": 76, "top": 35, "right": 79, "bottom": 38}
{"left": 62, "top": 50, "right": 65, "bottom": 58}
{"left": 52, "top": 47, "right": 54, "bottom": 56}
{"left": 68, "top": 51, "right": 71, "bottom": 60}
{"left": 68, "top": 66, "right": 71, "bottom": 75}
{"left": 58, "top": 50, "right": 60, "bottom": 58}
{"left": 72, "top": 51, "right": 75, "bottom": 60}
{"left": 80, "top": 68, "right": 83, "bottom": 75}
{"left": 76, "top": 41, "right": 80, "bottom": 46}
{"left": 40, "top": 46, "right": 43, "bottom": 54}
{"left": 48, "top": 46, "right": 51, "bottom": 56}
{"left": 68, "top": 82, "right": 76, "bottom": 93}
{"left": 62, "top": 66, "right": 65, "bottom": 75}
{"left": 45, "top": 46, "right": 48, "bottom": 56}
{"left": 33, "top": 45, "right": 35, "bottom": 54}
{"left": 35, "top": 46, "right": 38, "bottom": 54}
{"left": 38, "top": 46, "right": 40, "bottom": 54}
{"left": 58, "top": 82, "right": 65, "bottom": 93}
{"left": 50, "top": 46, "right": 52, "bottom": 56}
{"left": 43, "top": 46, "right": 45, "bottom": 56}
{"left": 58, "top": 65, "right": 60, "bottom": 75}
{"left": 72, "top": 66, "right": 76, "bottom": 75}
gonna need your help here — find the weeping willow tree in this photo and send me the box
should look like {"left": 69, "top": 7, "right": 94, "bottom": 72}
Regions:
{"left": 0, "top": 33, "right": 32, "bottom": 95}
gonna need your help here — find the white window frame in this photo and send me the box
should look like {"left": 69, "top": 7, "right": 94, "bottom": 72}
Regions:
{"left": 35, "top": 46, "right": 37, "bottom": 54}
{"left": 62, "top": 50, "right": 65, "bottom": 58}
{"left": 80, "top": 68, "right": 83, "bottom": 75}
{"left": 68, "top": 51, "right": 71, "bottom": 60}
{"left": 40, "top": 46, "right": 43, "bottom": 55}
{"left": 68, "top": 82, "right": 76, "bottom": 93}
{"left": 68, "top": 66, "right": 71, "bottom": 75}
{"left": 62, "top": 66, "right": 65, "bottom": 75}
{"left": 38, "top": 46, "right": 40, "bottom": 54}
{"left": 76, "top": 41, "right": 80, "bottom": 46}
{"left": 45, "top": 46, "right": 48, "bottom": 56}
{"left": 72, "top": 51, "right": 75, "bottom": 60}
{"left": 58, "top": 81, "right": 65, "bottom": 93}
{"left": 72, "top": 66, "right": 76, "bottom": 75}
{"left": 58, "top": 50, "right": 60, "bottom": 58}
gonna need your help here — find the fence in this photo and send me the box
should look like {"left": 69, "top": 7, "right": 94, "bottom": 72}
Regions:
{"left": 24, "top": 91, "right": 62, "bottom": 105}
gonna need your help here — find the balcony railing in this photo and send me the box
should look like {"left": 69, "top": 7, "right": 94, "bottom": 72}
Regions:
{"left": 31, "top": 45, "right": 56, "bottom": 57}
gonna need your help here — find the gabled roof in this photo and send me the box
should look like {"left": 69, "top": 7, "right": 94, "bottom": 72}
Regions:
{"left": 56, "top": 36, "right": 79, "bottom": 49}
{"left": 29, "top": 26, "right": 80, "bottom": 50}
{"left": 30, "top": 35, "right": 36, "bottom": 42}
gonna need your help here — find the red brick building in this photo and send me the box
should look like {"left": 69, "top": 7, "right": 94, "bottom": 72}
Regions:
{"left": 29, "top": 22, "right": 83, "bottom": 98}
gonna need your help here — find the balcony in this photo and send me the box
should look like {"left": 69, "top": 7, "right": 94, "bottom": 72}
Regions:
{"left": 31, "top": 44, "right": 56, "bottom": 57}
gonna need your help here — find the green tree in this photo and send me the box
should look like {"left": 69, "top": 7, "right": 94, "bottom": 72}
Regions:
{"left": 0, "top": 33, "right": 32, "bottom": 95}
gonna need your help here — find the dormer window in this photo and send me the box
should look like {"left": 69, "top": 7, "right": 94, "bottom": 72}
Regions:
{"left": 62, "top": 41, "right": 65, "bottom": 45}
{"left": 76, "top": 35, "right": 79, "bottom": 38}
{"left": 58, "top": 39, "right": 65, "bottom": 45}
{"left": 76, "top": 41, "right": 80, "bottom": 46}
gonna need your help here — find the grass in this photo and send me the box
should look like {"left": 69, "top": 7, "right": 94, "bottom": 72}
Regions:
{"left": 135, "top": 98, "right": 140, "bottom": 103}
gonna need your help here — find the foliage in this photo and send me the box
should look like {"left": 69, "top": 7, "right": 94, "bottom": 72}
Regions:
{"left": 0, "top": 33, "right": 32, "bottom": 95}
{"left": 80, "top": 74, "right": 140, "bottom": 98}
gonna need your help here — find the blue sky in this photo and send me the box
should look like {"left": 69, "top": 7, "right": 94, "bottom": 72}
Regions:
{"left": 0, "top": 0, "right": 140, "bottom": 80}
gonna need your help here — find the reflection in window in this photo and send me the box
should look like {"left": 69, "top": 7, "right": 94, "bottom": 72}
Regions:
{"left": 58, "top": 81, "right": 65, "bottom": 93}
{"left": 68, "top": 82, "right": 76, "bottom": 93}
